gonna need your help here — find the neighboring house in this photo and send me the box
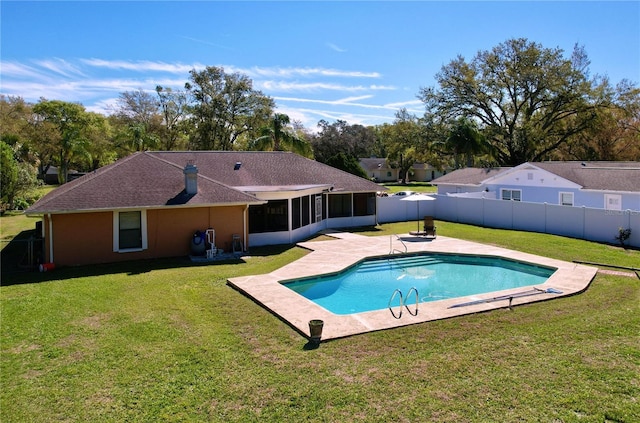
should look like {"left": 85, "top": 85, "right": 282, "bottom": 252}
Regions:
{"left": 432, "top": 161, "right": 640, "bottom": 211}
{"left": 359, "top": 158, "right": 399, "bottom": 182}
{"left": 359, "top": 158, "right": 449, "bottom": 183}
{"left": 26, "top": 151, "right": 384, "bottom": 267}
{"left": 411, "top": 163, "right": 450, "bottom": 183}
{"left": 41, "top": 166, "right": 85, "bottom": 184}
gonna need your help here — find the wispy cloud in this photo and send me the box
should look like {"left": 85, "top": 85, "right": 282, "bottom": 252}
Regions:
{"left": 76, "top": 60, "right": 382, "bottom": 80}
{"left": 80, "top": 59, "right": 202, "bottom": 74}
{"left": 33, "top": 58, "right": 86, "bottom": 78}
{"left": 234, "top": 66, "right": 381, "bottom": 79}
{"left": 273, "top": 95, "right": 398, "bottom": 111}
{"left": 327, "top": 43, "right": 347, "bottom": 53}
{"left": 180, "top": 35, "right": 235, "bottom": 51}
{"left": 0, "top": 57, "right": 407, "bottom": 125}
{"left": 385, "top": 99, "right": 423, "bottom": 108}
{"left": 260, "top": 81, "right": 395, "bottom": 92}
{"left": 278, "top": 107, "right": 390, "bottom": 128}
{"left": 73, "top": 60, "right": 384, "bottom": 80}
{"left": 0, "top": 61, "right": 50, "bottom": 80}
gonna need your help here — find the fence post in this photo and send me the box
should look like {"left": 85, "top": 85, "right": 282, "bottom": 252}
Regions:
{"left": 483, "top": 197, "right": 488, "bottom": 227}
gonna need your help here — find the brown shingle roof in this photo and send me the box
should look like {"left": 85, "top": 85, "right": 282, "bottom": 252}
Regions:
{"left": 359, "top": 158, "right": 390, "bottom": 171}
{"left": 151, "top": 151, "right": 383, "bottom": 192}
{"left": 532, "top": 162, "right": 640, "bottom": 192}
{"left": 432, "top": 161, "right": 640, "bottom": 192}
{"left": 27, "top": 151, "right": 383, "bottom": 214}
{"left": 431, "top": 167, "right": 510, "bottom": 185}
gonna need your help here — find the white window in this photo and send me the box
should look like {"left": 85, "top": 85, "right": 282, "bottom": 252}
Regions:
{"left": 113, "top": 210, "right": 148, "bottom": 252}
{"left": 501, "top": 189, "right": 521, "bottom": 201}
{"left": 559, "top": 192, "right": 574, "bottom": 206}
{"left": 604, "top": 194, "right": 622, "bottom": 211}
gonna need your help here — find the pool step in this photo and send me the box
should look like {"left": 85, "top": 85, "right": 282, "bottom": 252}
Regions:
{"left": 356, "top": 256, "right": 443, "bottom": 273}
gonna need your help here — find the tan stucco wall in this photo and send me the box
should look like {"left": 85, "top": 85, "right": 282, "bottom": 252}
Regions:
{"left": 45, "top": 205, "right": 246, "bottom": 267}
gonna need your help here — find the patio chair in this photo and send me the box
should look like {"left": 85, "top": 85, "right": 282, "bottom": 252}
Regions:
{"left": 423, "top": 216, "right": 437, "bottom": 238}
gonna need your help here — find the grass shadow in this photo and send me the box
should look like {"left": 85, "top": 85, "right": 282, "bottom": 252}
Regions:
{"left": 1, "top": 243, "right": 298, "bottom": 287}
{"left": 1, "top": 229, "right": 43, "bottom": 275}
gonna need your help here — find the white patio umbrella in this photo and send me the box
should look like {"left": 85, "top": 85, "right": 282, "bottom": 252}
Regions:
{"left": 400, "top": 194, "right": 436, "bottom": 233}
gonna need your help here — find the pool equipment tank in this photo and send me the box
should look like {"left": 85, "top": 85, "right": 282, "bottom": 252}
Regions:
{"left": 190, "top": 230, "right": 206, "bottom": 255}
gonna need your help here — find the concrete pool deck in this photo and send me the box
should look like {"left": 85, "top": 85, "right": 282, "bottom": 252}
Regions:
{"left": 227, "top": 233, "right": 598, "bottom": 341}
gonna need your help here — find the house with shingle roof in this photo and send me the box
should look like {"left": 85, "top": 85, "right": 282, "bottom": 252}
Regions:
{"left": 358, "top": 158, "right": 399, "bottom": 182}
{"left": 432, "top": 161, "right": 640, "bottom": 211}
{"left": 358, "top": 158, "right": 450, "bottom": 182}
{"left": 26, "top": 151, "right": 385, "bottom": 267}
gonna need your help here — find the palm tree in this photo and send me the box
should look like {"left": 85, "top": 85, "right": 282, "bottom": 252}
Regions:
{"left": 249, "top": 113, "right": 312, "bottom": 156}
{"left": 445, "top": 117, "right": 488, "bottom": 168}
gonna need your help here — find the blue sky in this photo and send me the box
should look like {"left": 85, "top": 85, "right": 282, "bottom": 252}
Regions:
{"left": 1, "top": 1, "right": 639, "bottom": 130}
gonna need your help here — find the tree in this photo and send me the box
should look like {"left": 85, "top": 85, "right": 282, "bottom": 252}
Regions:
{"left": 310, "top": 120, "right": 377, "bottom": 163}
{"left": 556, "top": 79, "right": 640, "bottom": 160}
{"left": 112, "top": 90, "right": 163, "bottom": 154}
{"left": 445, "top": 117, "right": 488, "bottom": 168}
{"left": 249, "top": 113, "right": 312, "bottom": 156}
{"left": 1, "top": 140, "right": 43, "bottom": 211}
{"left": 419, "top": 38, "right": 607, "bottom": 165}
{"left": 0, "top": 96, "right": 30, "bottom": 142}
{"left": 32, "top": 100, "right": 92, "bottom": 184}
{"left": 325, "top": 152, "right": 368, "bottom": 178}
{"left": 0, "top": 141, "right": 18, "bottom": 211}
{"left": 185, "top": 66, "right": 274, "bottom": 150}
{"left": 83, "top": 112, "right": 117, "bottom": 170}
{"left": 155, "top": 86, "right": 190, "bottom": 150}
{"left": 115, "top": 90, "right": 160, "bottom": 127}
{"left": 0, "top": 96, "right": 37, "bottom": 164}
{"left": 377, "top": 109, "right": 431, "bottom": 183}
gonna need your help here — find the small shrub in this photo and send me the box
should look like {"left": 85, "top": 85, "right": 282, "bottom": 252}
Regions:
{"left": 13, "top": 198, "right": 29, "bottom": 210}
{"left": 615, "top": 227, "right": 631, "bottom": 247}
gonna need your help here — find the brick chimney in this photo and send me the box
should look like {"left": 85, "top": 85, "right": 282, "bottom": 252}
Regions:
{"left": 184, "top": 161, "right": 198, "bottom": 195}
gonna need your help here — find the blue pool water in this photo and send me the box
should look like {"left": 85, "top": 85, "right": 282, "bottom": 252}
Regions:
{"left": 283, "top": 253, "right": 556, "bottom": 315}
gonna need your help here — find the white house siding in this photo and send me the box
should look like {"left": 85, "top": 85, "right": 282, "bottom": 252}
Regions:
{"left": 412, "top": 168, "right": 448, "bottom": 182}
{"left": 487, "top": 185, "right": 640, "bottom": 210}
{"left": 248, "top": 215, "right": 379, "bottom": 247}
{"left": 372, "top": 169, "right": 399, "bottom": 182}
{"left": 437, "top": 185, "right": 486, "bottom": 195}
{"left": 465, "top": 166, "right": 640, "bottom": 210}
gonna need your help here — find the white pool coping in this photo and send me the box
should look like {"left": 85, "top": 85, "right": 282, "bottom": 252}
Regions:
{"left": 227, "top": 234, "right": 598, "bottom": 341}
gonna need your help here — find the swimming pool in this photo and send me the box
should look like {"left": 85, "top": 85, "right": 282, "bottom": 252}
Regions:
{"left": 228, "top": 234, "right": 597, "bottom": 340}
{"left": 282, "top": 253, "right": 557, "bottom": 315}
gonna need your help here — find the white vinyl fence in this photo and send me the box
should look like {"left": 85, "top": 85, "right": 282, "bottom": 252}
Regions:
{"left": 377, "top": 195, "right": 640, "bottom": 248}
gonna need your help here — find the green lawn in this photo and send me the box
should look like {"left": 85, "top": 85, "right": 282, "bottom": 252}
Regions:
{"left": 1, "top": 184, "right": 56, "bottom": 249}
{"left": 381, "top": 182, "right": 437, "bottom": 194}
{"left": 1, "top": 221, "right": 639, "bottom": 422}
{"left": 0, "top": 212, "right": 41, "bottom": 245}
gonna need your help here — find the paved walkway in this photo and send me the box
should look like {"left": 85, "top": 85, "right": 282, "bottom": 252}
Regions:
{"left": 228, "top": 234, "right": 598, "bottom": 341}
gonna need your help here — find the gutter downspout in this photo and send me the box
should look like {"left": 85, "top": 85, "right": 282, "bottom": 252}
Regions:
{"left": 48, "top": 213, "right": 54, "bottom": 263}
{"left": 243, "top": 205, "right": 248, "bottom": 252}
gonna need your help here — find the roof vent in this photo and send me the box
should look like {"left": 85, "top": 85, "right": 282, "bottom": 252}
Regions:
{"left": 184, "top": 161, "right": 198, "bottom": 195}
{"left": 234, "top": 162, "right": 242, "bottom": 170}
